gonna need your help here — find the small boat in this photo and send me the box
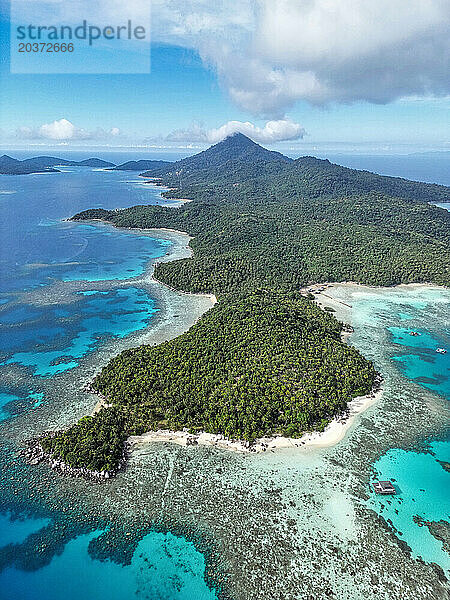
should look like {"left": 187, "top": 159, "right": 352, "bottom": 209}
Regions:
{"left": 409, "top": 331, "right": 420, "bottom": 336}
{"left": 371, "top": 480, "right": 396, "bottom": 495}
{"left": 436, "top": 348, "right": 447, "bottom": 354}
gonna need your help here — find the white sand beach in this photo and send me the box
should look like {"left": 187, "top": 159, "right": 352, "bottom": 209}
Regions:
{"left": 127, "top": 387, "right": 382, "bottom": 455}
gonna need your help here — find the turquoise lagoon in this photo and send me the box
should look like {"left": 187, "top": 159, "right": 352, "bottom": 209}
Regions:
{"left": 0, "top": 391, "right": 44, "bottom": 421}
{"left": 367, "top": 440, "right": 450, "bottom": 571}
{"left": 0, "top": 525, "right": 217, "bottom": 600}
{"left": 388, "top": 327, "right": 450, "bottom": 398}
{"left": 0, "top": 166, "right": 220, "bottom": 599}
{"left": 2, "top": 288, "right": 159, "bottom": 377}
{"left": 0, "top": 392, "right": 22, "bottom": 421}
{"left": 363, "top": 291, "right": 450, "bottom": 574}
{"left": 0, "top": 513, "right": 51, "bottom": 549}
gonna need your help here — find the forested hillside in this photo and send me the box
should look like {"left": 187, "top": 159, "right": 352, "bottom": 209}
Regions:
{"left": 141, "top": 132, "right": 292, "bottom": 186}
{"left": 261, "top": 155, "right": 450, "bottom": 203}
{"left": 143, "top": 133, "right": 449, "bottom": 204}
{"left": 74, "top": 190, "right": 450, "bottom": 293}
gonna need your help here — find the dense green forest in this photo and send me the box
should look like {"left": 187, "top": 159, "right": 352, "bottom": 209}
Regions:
{"left": 74, "top": 190, "right": 450, "bottom": 294}
{"left": 42, "top": 292, "right": 376, "bottom": 472}
{"left": 41, "top": 134, "right": 449, "bottom": 474}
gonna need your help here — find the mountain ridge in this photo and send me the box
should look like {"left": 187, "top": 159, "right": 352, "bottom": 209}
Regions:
{"left": 141, "top": 132, "right": 293, "bottom": 186}
{"left": 141, "top": 134, "right": 449, "bottom": 204}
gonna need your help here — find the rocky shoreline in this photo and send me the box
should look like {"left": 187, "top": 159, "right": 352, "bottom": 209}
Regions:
{"left": 19, "top": 432, "right": 131, "bottom": 483}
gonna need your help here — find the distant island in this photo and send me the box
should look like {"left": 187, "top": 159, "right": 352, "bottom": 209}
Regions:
{"left": 0, "top": 154, "right": 116, "bottom": 175}
{"left": 31, "top": 133, "right": 449, "bottom": 478}
{"left": 410, "top": 150, "right": 450, "bottom": 158}
{"left": 110, "top": 159, "right": 172, "bottom": 172}
{"left": 0, "top": 155, "right": 175, "bottom": 175}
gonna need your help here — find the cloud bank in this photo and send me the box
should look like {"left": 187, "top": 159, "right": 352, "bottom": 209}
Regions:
{"left": 16, "top": 119, "right": 122, "bottom": 141}
{"left": 10, "top": 1, "right": 450, "bottom": 117}
{"left": 165, "top": 119, "right": 306, "bottom": 144}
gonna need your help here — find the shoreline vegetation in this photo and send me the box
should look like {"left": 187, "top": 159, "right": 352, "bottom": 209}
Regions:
{"left": 30, "top": 133, "right": 449, "bottom": 480}
{"left": 127, "top": 387, "right": 384, "bottom": 454}
{"left": 21, "top": 375, "right": 383, "bottom": 483}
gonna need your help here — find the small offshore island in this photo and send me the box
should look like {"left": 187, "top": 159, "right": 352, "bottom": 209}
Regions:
{"left": 0, "top": 154, "right": 172, "bottom": 175}
{"left": 25, "top": 133, "right": 450, "bottom": 479}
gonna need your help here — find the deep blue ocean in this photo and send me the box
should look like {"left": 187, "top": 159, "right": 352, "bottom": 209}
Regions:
{"left": 318, "top": 153, "right": 450, "bottom": 187}
{"left": 0, "top": 154, "right": 448, "bottom": 598}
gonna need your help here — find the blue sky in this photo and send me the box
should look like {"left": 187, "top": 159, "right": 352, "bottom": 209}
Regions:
{"left": 1, "top": 0, "right": 449, "bottom": 154}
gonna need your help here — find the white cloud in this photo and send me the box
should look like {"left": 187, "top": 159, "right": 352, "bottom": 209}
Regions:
{"left": 39, "top": 118, "right": 76, "bottom": 140}
{"left": 244, "top": 0, "right": 450, "bottom": 111}
{"left": 163, "top": 119, "right": 306, "bottom": 144}
{"left": 16, "top": 119, "right": 122, "bottom": 141}
{"left": 153, "top": 0, "right": 450, "bottom": 116}
{"left": 207, "top": 119, "right": 305, "bottom": 143}
{"left": 10, "top": 1, "right": 450, "bottom": 116}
